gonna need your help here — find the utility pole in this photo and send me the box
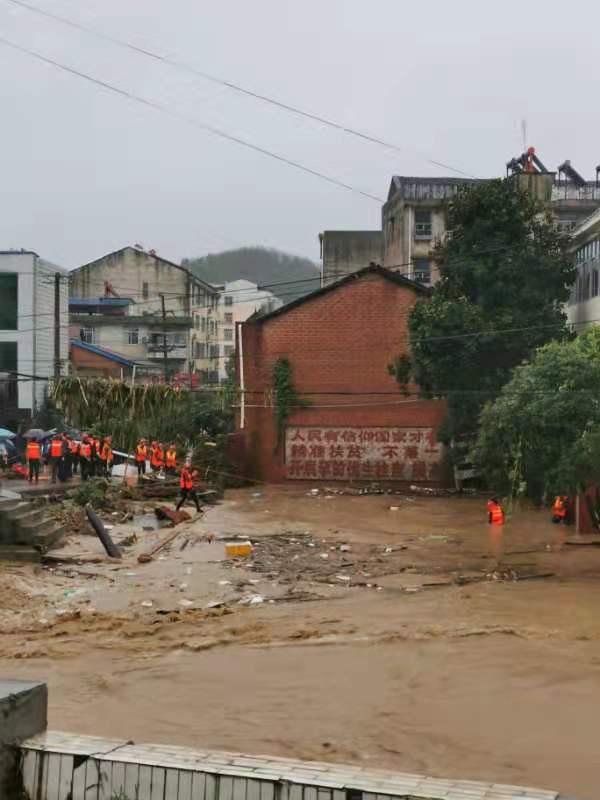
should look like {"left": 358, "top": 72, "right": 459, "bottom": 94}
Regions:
{"left": 160, "top": 293, "right": 168, "bottom": 382}
{"left": 53, "top": 272, "right": 61, "bottom": 381}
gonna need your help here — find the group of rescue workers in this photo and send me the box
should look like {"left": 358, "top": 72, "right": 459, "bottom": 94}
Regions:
{"left": 25, "top": 433, "right": 113, "bottom": 484}
{"left": 487, "top": 495, "right": 570, "bottom": 525}
{"left": 25, "top": 433, "right": 200, "bottom": 511}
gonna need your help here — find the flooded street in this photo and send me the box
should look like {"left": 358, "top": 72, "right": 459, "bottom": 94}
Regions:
{"left": 2, "top": 487, "right": 600, "bottom": 798}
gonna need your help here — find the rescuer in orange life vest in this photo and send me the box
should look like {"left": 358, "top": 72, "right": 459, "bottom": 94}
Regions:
{"left": 79, "top": 436, "right": 92, "bottom": 482}
{"left": 48, "top": 435, "right": 65, "bottom": 484}
{"left": 552, "top": 495, "right": 569, "bottom": 524}
{"left": 151, "top": 441, "right": 164, "bottom": 473}
{"left": 136, "top": 439, "right": 148, "bottom": 478}
{"left": 26, "top": 438, "right": 41, "bottom": 483}
{"left": 165, "top": 444, "right": 177, "bottom": 475}
{"left": 100, "top": 436, "right": 113, "bottom": 478}
{"left": 176, "top": 462, "right": 201, "bottom": 512}
{"left": 487, "top": 497, "right": 505, "bottom": 526}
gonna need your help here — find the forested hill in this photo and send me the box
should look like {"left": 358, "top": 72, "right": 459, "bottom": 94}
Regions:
{"left": 182, "top": 247, "right": 320, "bottom": 303}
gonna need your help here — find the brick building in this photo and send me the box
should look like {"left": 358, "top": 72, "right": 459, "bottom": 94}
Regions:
{"left": 235, "top": 266, "right": 446, "bottom": 483}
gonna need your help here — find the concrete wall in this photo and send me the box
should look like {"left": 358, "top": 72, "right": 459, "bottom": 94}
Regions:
{"left": 320, "top": 231, "right": 384, "bottom": 285}
{"left": 70, "top": 247, "right": 192, "bottom": 318}
{"left": 237, "top": 272, "right": 446, "bottom": 483}
{"left": 0, "top": 252, "right": 68, "bottom": 416}
{"left": 0, "top": 680, "right": 47, "bottom": 799}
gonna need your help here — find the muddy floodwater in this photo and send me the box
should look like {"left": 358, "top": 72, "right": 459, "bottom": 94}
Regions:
{"left": 2, "top": 487, "right": 600, "bottom": 799}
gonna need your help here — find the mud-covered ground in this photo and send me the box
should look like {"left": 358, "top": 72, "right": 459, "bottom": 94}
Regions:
{"left": 2, "top": 486, "right": 600, "bottom": 799}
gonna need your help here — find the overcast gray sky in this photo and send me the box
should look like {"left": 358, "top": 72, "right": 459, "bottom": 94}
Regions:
{"left": 0, "top": 0, "right": 598, "bottom": 269}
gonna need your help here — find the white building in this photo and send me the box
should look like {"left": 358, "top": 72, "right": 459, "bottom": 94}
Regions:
{"left": 0, "top": 250, "right": 69, "bottom": 420}
{"left": 567, "top": 207, "right": 600, "bottom": 330}
{"left": 212, "top": 279, "right": 282, "bottom": 381}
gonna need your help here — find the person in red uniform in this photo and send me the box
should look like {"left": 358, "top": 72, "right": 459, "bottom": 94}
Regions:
{"left": 68, "top": 437, "right": 80, "bottom": 476}
{"left": 26, "top": 438, "right": 41, "bottom": 483}
{"left": 487, "top": 497, "right": 505, "bottom": 525}
{"left": 176, "top": 462, "right": 201, "bottom": 512}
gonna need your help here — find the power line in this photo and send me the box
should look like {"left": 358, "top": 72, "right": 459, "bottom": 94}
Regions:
{"left": 0, "top": 35, "right": 384, "bottom": 204}
{"left": 3, "top": 0, "right": 477, "bottom": 180}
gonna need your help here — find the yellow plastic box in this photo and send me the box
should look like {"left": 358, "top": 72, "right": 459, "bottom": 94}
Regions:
{"left": 225, "top": 541, "right": 253, "bottom": 558}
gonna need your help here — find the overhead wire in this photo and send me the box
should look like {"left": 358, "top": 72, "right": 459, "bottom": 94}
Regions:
{"left": 0, "top": 35, "right": 384, "bottom": 204}
{"left": 3, "top": 0, "right": 477, "bottom": 180}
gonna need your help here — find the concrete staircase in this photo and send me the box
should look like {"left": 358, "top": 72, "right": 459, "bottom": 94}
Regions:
{"left": 0, "top": 497, "right": 65, "bottom": 562}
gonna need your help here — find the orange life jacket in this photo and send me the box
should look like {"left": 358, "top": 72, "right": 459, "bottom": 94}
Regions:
{"left": 180, "top": 468, "right": 193, "bottom": 490}
{"left": 80, "top": 442, "right": 91, "bottom": 459}
{"left": 100, "top": 443, "right": 112, "bottom": 462}
{"left": 136, "top": 445, "right": 147, "bottom": 462}
{"left": 27, "top": 441, "right": 41, "bottom": 460}
{"left": 166, "top": 449, "right": 177, "bottom": 468}
{"left": 490, "top": 504, "right": 504, "bottom": 525}
{"left": 50, "top": 439, "right": 63, "bottom": 458}
{"left": 151, "top": 447, "right": 164, "bottom": 467}
{"left": 553, "top": 496, "right": 567, "bottom": 519}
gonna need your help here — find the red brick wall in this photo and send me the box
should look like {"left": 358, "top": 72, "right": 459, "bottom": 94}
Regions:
{"left": 236, "top": 272, "right": 447, "bottom": 483}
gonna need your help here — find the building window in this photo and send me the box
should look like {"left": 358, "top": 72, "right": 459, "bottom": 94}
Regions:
{"left": 128, "top": 328, "right": 139, "bottom": 345}
{"left": 209, "top": 344, "right": 219, "bottom": 359}
{"left": 225, "top": 312, "right": 233, "bottom": 324}
{"left": 209, "top": 319, "right": 217, "bottom": 336}
{"left": 585, "top": 274, "right": 591, "bottom": 301}
{"left": 0, "top": 341, "right": 17, "bottom": 371}
{"left": 224, "top": 295, "right": 233, "bottom": 306}
{"left": 415, "top": 210, "right": 432, "bottom": 239}
{"left": 194, "top": 341, "right": 208, "bottom": 359}
{"left": 413, "top": 258, "right": 432, "bottom": 284}
{"left": 224, "top": 328, "right": 233, "bottom": 341}
{"left": 172, "top": 333, "right": 186, "bottom": 347}
{"left": 593, "top": 270, "right": 599, "bottom": 298}
{"left": 80, "top": 327, "right": 97, "bottom": 344}
{"left": 142, "top": 281, "right": 149, "bottom": 300}
{"left": 0, "top": 274, "right": 18, "bottom": 330}
{"left": 224, "top": 345, "right": 234, "bottom": 357}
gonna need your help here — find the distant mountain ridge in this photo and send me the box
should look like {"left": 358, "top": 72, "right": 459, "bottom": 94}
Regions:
{"left": 182, "top": 247, "right": 320, "bottom": 303}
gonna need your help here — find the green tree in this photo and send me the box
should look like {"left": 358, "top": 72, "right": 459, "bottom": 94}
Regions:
{"left": 391, "top": 178, "right": 574, "bottom": 445}
{"left": 473, "top": 327, "right": 600, "bottom": 500}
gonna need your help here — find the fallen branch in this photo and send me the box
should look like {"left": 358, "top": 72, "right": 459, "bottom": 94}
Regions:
{"left": 138, "top": 526, "right": 187, "bottom": 563}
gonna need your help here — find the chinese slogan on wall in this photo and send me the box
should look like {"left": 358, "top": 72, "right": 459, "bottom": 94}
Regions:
{"left": 285, "top": 426, "right": 443, "bottom": 481}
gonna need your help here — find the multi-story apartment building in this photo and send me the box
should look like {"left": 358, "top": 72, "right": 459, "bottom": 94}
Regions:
{"left": 0, "top": 250, "right": 68, "bottom": 421}
{"left": 211, "top": 279, "right": 282, "bottom": 382}
{"left": 320, "top": 151, "right": 600, "bottom": 287}
{"left": 567, "top": 207, "right": 600, "bottom": 331}
{"left": 69, "top": 246, "right": 219, "bottom": 383}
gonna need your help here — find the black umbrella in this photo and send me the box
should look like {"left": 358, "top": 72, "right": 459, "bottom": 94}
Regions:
{"left": 24, "top": 428, "right": 46, "bottom": 439}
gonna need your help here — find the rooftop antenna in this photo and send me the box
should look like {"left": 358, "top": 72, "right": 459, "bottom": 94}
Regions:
{"left": 521, "top": 118, "right": 528, "bottom": 152}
